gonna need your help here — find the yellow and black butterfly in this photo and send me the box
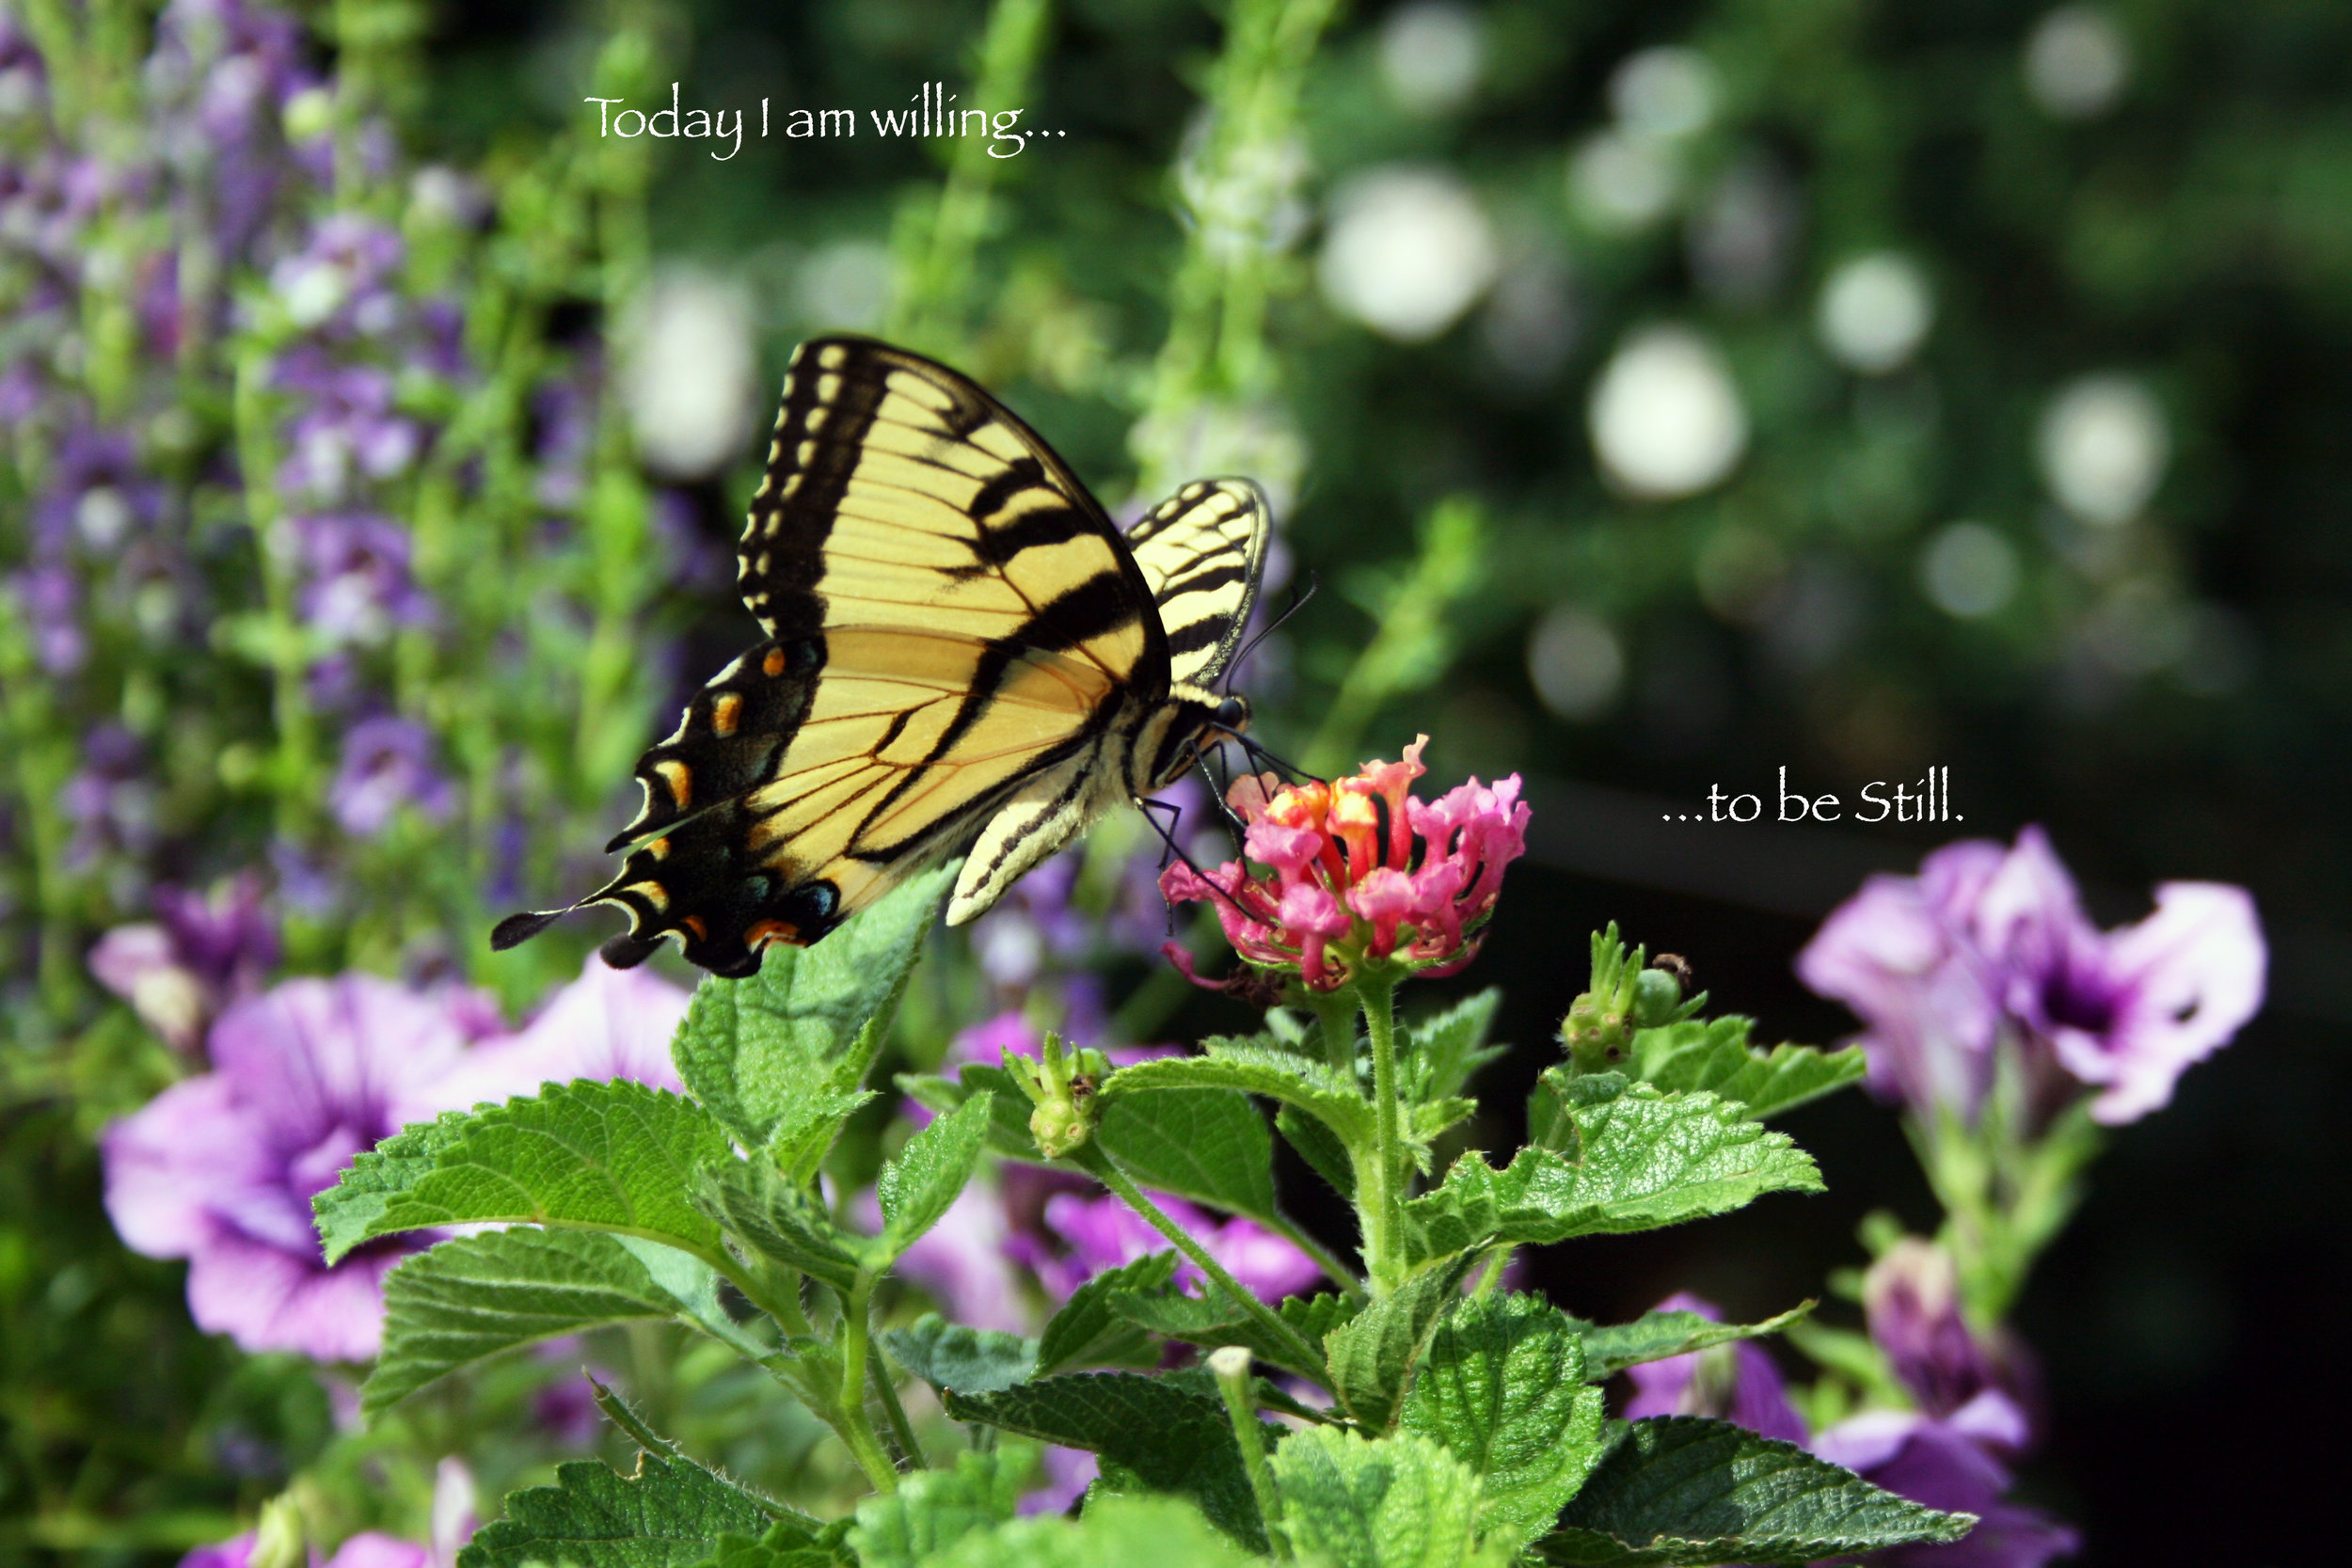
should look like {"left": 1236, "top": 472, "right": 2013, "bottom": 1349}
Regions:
{"left": 493, "top": 337, "right": 1272, "bottom": 977}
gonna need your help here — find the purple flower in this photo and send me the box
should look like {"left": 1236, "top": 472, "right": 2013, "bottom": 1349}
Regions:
{"left": 176, "top": 1533, "right": 432, "bottom": 1568}
{"left": 1863, "top": 1239, "right": 2024, "bottom": 1425}
{"left": 11, "top": 564, "right": 87, "bottom": 673}
{"left": 1814, "top": 1403, "right": 2077, "bottom": 1568}
{"left": 427, "top": 957, "right": 689, "bottom": 1107}
{"left": 1798, "top": 827, "right": 2265, "bottom": 1125}
{"left": 291, "top": 512, "right": 431, "bottom": 645}
{"left": 274, "top": 354, "right": 419, "bottom": 500}
{"left": 102, "top": 974, "right": 490, "bottom": 1360}
{"left": 893, "top": 1180, "right": 1033, "bottom": 1335}
{"left": 1620, "top": 1292, "right": 1808, "bottom": 1446}
{"left": 268, "top": 214, "right": 405, "bottom": 338}
{"left": 1010, "top": 1188, "right": 1319, "bottom": 1304}
{"left": 88, "top": 872, "right": 279, "bottom": 1052}
{"left": 331, "top": 716, "right": 454, "bottom": 837}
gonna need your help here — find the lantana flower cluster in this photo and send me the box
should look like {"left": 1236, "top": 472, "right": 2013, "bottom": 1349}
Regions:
{"left": 1161, "top": 736, "right": 1529, "bottom": 990}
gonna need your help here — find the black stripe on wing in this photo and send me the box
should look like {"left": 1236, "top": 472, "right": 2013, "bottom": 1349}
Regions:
{"left": 1124, "top": 477, "right": 1272, "bottom": 689}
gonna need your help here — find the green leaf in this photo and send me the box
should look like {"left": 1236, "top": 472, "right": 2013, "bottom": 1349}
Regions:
{"left": 1325, "top": 1254, "right": 1481, "bottom": 1432}
{"left": 458, "top": 1451, "right": 778, "bottom": 1568}
{"left": 1279, "top": 1103, "right": 1358, "bottom": 1199}
{"left": 876, "top": 1094, "right": 992, "bottom": 1259}
{"left": 942, "top": 1374, "right": 1268, "bottom": 1551}
{"left": 1033, "top": 1252, "right": 1180, "bottom": 1378}
{"left": 691, "top": 1160, "right": 863, "bottom": 1292}
{"left": 1573, "top": 1305, "right": 1814, "bottom": 1382}
{"left": 1104, "top": 1043, "right": 1374, "bottom": 1148}
{"left": 1400, "top": 1292, "right": 1609, "bottom": 1539}
{"left": 365, "top": 1229, "right": 677, "bottom": 1418}
{"left": 1271, "top": 1428, "right": 1500, "bottom": 1568}
{"left": 917, "top": 1496, "right": 1251, "bottom": 1568}
{"left": 1110, "top": 1289, "right": 1357, "bottom": 1386}
{"left": 951, "top": 1065, "right": 1046, "bottom": 1161}
{"left": 672, "top": 864, "right": 952, "bottom": 1155}
{"left": 691, "top": 1518, "right": 841, "bottom": 1568}
{"left": 849, "top": 1446, "right": 1031, "bottom": 1568}
{"left": 1097, "top": 1087, "right": 1279, "bottom": 1223}
{"left": 1404, "top": 990, "right": 1506, "bottom": 1102}
{"left": 1629, "top": 1019, "right": 1865, "bottom": 1119}
{"left": 880, "top": 1313, "right": 1038, "bottom": 1395}
{"left": 1539, "top": 1418, "right": 1975, "bottom": 1566}
{"left": 316, "top": 1082, "right": 735, "bottom": 1265}
{"left": 1405, "top": 1088, "right": 1823, "bottom": 1266}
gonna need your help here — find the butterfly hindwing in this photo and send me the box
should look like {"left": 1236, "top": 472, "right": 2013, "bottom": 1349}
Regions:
{"left": 1123, "top": 478, "right": 1272, "bottom": 689}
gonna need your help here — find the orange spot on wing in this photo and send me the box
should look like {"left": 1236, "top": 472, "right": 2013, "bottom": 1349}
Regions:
{"left": 746, "top": 919, "right": 803, "bottom": 950}
{"left": 763, "top": 647, "right": 787, "bottom": 677}
{"left": 648, "top": 836, "right": 672, "bottom": 860}
{"left": 711, "top": 692, "right": 742, "bottom": 737}
{"left": 656, "top": 760, "right": 692, "bottom": 809}
{"left": 680, "top": 915, "right": 707, "bottom": 942}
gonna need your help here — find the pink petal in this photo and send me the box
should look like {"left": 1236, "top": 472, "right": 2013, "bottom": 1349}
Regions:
{"left": 183, "top": 1227, "right": 404, "bottom": 1360}
{"left": 2058, "top": 882, "right": 2265, "bottom": 1124}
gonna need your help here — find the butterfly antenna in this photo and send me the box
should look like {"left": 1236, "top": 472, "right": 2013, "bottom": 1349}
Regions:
{"left": 1222, "top": 574, "right": 1319, "bottom": 694}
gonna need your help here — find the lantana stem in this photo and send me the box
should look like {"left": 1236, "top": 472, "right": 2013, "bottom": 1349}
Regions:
{"left": 1208, "top": 1346, "right": 1291, "bottom": 1560}
{"left": 834, "top": 1274, "right": 900, "bottom": 1492}
{"left": 1357, "top": 966, "right": 1405, "bottom": 1296}
{"left": 1079, "top": 1149, "right": 1327, "bottom": 1377}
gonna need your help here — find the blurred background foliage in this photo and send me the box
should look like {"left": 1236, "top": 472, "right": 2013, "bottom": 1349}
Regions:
{"left": 5, "top": 0, "right": 2349, "bottom": 1562}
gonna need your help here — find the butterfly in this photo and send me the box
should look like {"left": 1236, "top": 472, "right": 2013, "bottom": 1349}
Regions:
{"left": 492, "top": 336, "right": 1272, "bottom": 977}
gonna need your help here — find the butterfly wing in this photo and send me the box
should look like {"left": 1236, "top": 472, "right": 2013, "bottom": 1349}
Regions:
{"left": 1123, "top": 478, "right": 1273, "bottom": 689}
{"left": 515, "top": 337, "right": 1168, "bottom": 977}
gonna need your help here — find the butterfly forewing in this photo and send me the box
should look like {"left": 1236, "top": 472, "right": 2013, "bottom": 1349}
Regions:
{"left": 1124, "top": 478, "right": 1273, "bottom": 689}
{"left": 563, "top": 338, "right": 1168, "bottom": 974}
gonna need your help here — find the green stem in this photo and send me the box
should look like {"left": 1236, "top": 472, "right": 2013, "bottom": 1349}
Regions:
{"left": 834, "top": 1274, "right": 900, "bottom": 1492}
{"left": 1358, "top": 966, "right": 1404, "bottom": 1296}
{"left": 1207, "top": 1347, "right": 1289, "bottom": 1560}
{"left": 1305, "top": 988, "right": 1358, "bottom": 1073}
{"left": 1080, "top": 1150, "right": 1326, "bottom": 1376}
{"left": 232, "top": 345, "right": 317, "bottom": 838}
{"left": 871, "top": 1350, "right": 928, "bottom": 1470}
{"left": 1471, "top": 1244, "right": 1511, "bottom": 1299}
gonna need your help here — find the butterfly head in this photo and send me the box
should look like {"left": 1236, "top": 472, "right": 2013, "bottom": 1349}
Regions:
{"left": 1140, "top": 684, "right": 1252, "bottom": 791}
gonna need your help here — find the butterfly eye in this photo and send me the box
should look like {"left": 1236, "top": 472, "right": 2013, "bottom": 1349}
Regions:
{"left": 1214, "top": 695, "right": 1250, "bottom": 734}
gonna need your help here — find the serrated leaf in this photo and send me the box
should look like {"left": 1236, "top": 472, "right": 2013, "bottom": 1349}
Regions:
{"left": 881, "top": 1313, "right": 1038, "bottom": 1395}
{"left": 877, "top": 1094, "right": 992, "bottom": 1259}
{"left": 1279, "top": 1103, "right": 1358, "bottom": 1200}
{"left": 1405, "top": 1088, "right": 1823, "bottom": 1267}
{"left": 1405, "top": 990, "right": 1506, "bottom": 1102}
{"left": 609, "top": 1235, "right": 776, "bottom": 1361}
{"left": 849, "top": 1446, "right": 1032, "bottom": 1568}
{"left": 1326, "top": 1254, "right": 1481, "bottom": 1432}
{"left": 316, "top": 1082, "right": 735, "bottom": 1265}
{"left": 954, "top": 1065, "right": 1044, "bottom": 1161}
{"left": 1097, "top": 1087, "right": 1280, "bottom": 1223}
{"left": 1411, "top": 1098, "right": 1479, "bottom": 1144}
{"left": 1106, "top": 1044, "right": 1374, "bottom": 1148}
{"left": 672, "top": 865, "right": 952, "bottom": 1154}
{"left": 1629, "top": 1019, "right": 1865, "bottom": 1120}
{"left": 920, "top": 1496, "right": 1251, "bottom": 1568}
{"left": 1540, "top": 1417, "right": 1975, "bottom": 1566}
{"left": 942, "top": 1374, "right": 1268, "bottom": 1551}
{"left": 691, "top": 1518, "right": 839, "bottom": 1568}
{"left": 1400, "top": 1293, "right": 1608, "bottom": 1538}
{"left": 365, "top": 1229, "right": 677, "bottom": 1418}
{"left": 458, "top": 1451, "right": 777, "bottom": 1568}
{"left": 691, "top": 1160, "right": 863, "bottom": 1291}
{"left": 1271, "top": 1428, "right": 1496, "bottom": 1568}
{"left": 1033, "top": 1252, "right": 1181, "bottom": 1377}
{"left": 1573, "top": 1305, "right": 1813, "bottom": 1381}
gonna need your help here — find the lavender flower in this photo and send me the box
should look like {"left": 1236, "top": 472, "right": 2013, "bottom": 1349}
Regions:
{"left": 291, "top": 512, "right": 431, "bottom": 646}
{"left": 330, "top": 716, "right": 454, "bottom": 837}
{"left": 1813, "top": 1407, "right": 2078, "bottom": 1568}
{"left": 1864, "top": 1238, "right": 2025, "bottom": 1425}
{"left": 1009, "top": 1188, "right": 1320, "bottom": 1303}
{"left": 102, "top": 975, "right": 490, "bottom": 1360}
{"left": 892, "top": 1180, "right": 1033, "bottom": 1335}
{"left": 1798, "top": 826, "right": 2265, "bottom": 1125}
{"left": 177, "top": 1533, "right": 431, "bottom": 1568}
{"left": 274, "top": 352, "right": 420, "bottom": 501}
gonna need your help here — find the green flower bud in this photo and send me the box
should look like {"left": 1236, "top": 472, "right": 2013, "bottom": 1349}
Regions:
{"left": 1029, "top": 1094, "right": 1092, "bottom": 1160}
{"left": 1632, "top": 965, "right": 1683, "bottom": 1029}
{"left": 250, "top": 1497, "right": 306, "bottom": 1568}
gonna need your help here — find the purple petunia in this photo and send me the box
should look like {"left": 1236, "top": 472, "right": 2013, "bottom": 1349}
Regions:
{"left": 1798, "top": 826, "right": 2265, "bottom": 1125}
{"left": 88, "top": 871, "right": 279, "bottom": 1052}
{"left": 178, "top": 1532, "right": 430, "bottom": 1568}
{"left": 1009, "top": 1187, "right": 1322, "bottom": 1304}
{"left": 103, "top": 960, "right": 691, "bottom": 1362}
{"left": 1620, "top": 1292, "right": 1809, "bottom": 1446}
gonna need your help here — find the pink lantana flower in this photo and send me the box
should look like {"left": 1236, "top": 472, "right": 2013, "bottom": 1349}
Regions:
{"left": 1160, "top": 736, "right": 1530, "bottom": 991}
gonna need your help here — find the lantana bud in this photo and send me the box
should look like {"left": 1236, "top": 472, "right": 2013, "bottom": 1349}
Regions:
{"left": 1562, "top": 924, "right": 1701, "bottom": 1071}
{"left": 1002, "top": 1032, "right": 1109, "bottom": 1160}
